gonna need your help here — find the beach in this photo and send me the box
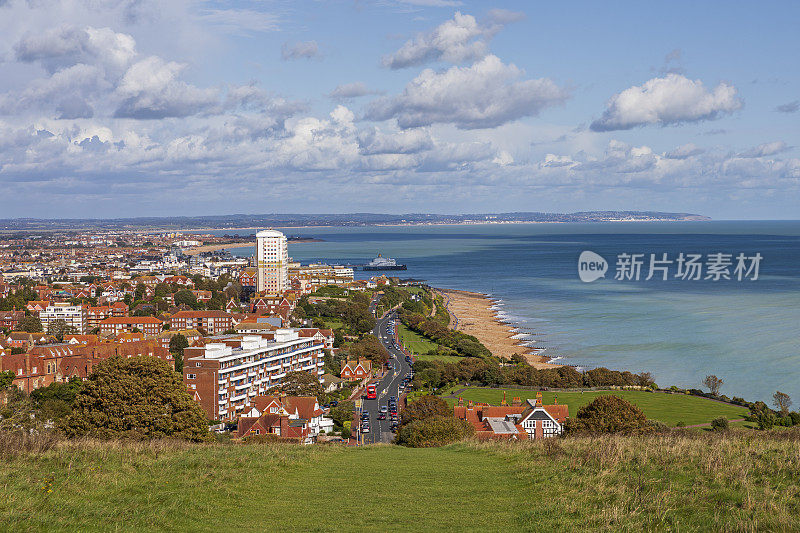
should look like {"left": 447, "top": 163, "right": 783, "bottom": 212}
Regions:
{"left": 437, "top": 288, "right": 559, "bottom": 369}
{"left": 183, "top": 242, "right": 253, "bottom": 255}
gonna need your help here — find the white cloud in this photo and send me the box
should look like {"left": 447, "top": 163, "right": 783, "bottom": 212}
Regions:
{"left": 367, "top": 55, "right": 569, "bottom": 129}
{"left": 591, "top": 74, "right": 743, "bottom": 131}
{"left": 665, "top": 143, "right": 704, "bottom": 159}
{"left": 737, "top": 141, "right": 789, "bottom": 158}
{"left": 381, "top": 10, "right": 520, "bottom": 69}
{"left": 114, "top": 56, "right": 219, "bottom": 119}
{"left": 328, "top": 82, "right": 381, "bottom": 101}
{"left": 357, "top": 127, "right": 433, "bottom": 155}
{"left": 198, "top": 9, "right": 280, "bottom": 35}
{"left": 281, "top": 41, "right": 320, "bottom": 61}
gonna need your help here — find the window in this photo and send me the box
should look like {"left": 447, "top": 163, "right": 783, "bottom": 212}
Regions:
{"left": 187, "top": 373, "right": 196, "bottom": 379}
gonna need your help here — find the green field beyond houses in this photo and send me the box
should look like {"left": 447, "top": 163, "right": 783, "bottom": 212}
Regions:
{"left": 444, "top": 387, "right": 750, "bottom": 427}
{"left": 3, "top": 436, "right": 800, "bottom": 531}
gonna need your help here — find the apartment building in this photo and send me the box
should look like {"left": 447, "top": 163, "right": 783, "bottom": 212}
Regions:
{"left": 99, "top": 316, "right": 163, "bottom": 337}
{"left": 255, "top": 230, "right": 288, "bottom": 294}
{"left": 183, "top": 329, "right": 325, "bottom": 421}
{"left": 169, "top": 310, "right": 234, "bottom": 335}
{"left": 40, "top": 303, "right": 87, "bottom": 334}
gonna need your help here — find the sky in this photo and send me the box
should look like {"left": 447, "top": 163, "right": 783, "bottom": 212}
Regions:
{"left": 0, "top": 0, "right": 798, "bottom": 219}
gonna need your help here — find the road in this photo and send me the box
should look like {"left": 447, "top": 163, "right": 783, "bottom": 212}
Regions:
{"left": 359, "top": 304, "right": 413, "bottom": 444}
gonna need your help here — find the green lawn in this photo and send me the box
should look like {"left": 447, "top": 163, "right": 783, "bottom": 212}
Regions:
{"left": 415, "top": 354, "right": 465, "bottom": 363}
{"left": 397, "top": 323, "right": 439, "bottom": 355}
{"left": 3, "top": 436, "right": 800, "bottom": 531}
{"left": 0, "top": 443, "right": 530, "bottom": 531}
{"left": 320, "top": 318, "right": 343, "bottom": 330}
{"left": 445, "top": 388, "right": 749, "bottom": 427}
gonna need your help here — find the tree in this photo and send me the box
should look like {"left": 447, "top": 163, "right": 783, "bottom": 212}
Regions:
{"left": 400, "top": 395, "right": 450, "bottom": 425}
{"left": 345, "top": 335, "right": 389, "bottom": 366}
{"left": 277, "top": 371, "right": 323, "bottom": 397}
{"left": 703, "top": 375, "right": 724, "bottom": 396}
{"left": 169, "top": 333, "right": 189, "bottom": 373}
{"left": 14, "top": 315, "right": 42, "bottom": 333}
{"left": 328, "top": 401, "right": 355, "bottom": 427}
{"left": 174, "top": 289, "right": 197, "bottom": 308}
{"left": 65, "top": 356, "right": 210, "bottom": 441}
{"left": 0, "top": 370, "right": 14, "bottom": 391}
{"left": 566, "top": 395, "right": 648, "bottom": 434}
{"left": 773, "top": 391, "right": 792, "bottom": 414}
{"left": 47, "top": 319, "right": 76, "bottom": 342}
{"left": 395, "top": 416, "right": 475, "bottom": 447}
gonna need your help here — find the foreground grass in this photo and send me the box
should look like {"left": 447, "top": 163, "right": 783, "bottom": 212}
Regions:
{"left": 3, "top": 432, "right": 800, "bottom": 531}
{"left": 446, "top": 388, "right": 749, "bottom": 426}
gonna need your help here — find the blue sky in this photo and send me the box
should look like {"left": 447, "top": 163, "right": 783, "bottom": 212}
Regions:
{"left": 0, "top": 0, "right": 798, "bottom": 219}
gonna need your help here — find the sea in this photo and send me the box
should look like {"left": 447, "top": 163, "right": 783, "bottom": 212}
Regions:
{"left": 211, "top": 221, "right": 800, "bottom": 404}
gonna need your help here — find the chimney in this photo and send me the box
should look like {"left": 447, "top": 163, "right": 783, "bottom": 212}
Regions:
{"left": 458, "top": 397, "right": 463, "bottom": 407}
{"left": 536, "top": 391, "right": 543, "bottom": 407}
{"left": 554, "top": 395, "right": 558, "bottom": 405}
{"left": 468, "top": 400, "right": 473, "bottom": 409}
{"left": 512, "top": 396, "right": 521, "bottom": 407}
{"left": 501, "top": 391, "right": 507, "bottom": 406}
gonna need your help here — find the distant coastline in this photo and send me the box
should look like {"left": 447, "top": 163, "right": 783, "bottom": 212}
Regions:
{"left": 0, "top": 211, "right": 710, "bottom": 233}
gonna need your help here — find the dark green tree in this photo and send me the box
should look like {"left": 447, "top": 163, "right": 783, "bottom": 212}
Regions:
{"left": 174, "top": 289, "right": 198, "bottom": 308}
{"left": 277, "top": 371, "right": 323, "bottom": 397}
{"left": 14, "top": 315, "right": 43, "bottom": 333}
{"left": 566, "top": 395, "right": 648, "bottom": 434}
{"left": 400, "top": 395, "right": 450, "bottom": 425}
{"left": 169, "top": 333, "right": 189, "bottom": 373}
{"left": 395, "top": 416, "right": 475, "bottom": 447}
{"left": 65, "top": 356, "right": 210, "bottom": 441}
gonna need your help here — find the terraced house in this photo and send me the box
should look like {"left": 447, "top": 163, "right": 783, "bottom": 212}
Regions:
{"left": 182, "top": 329, "right": 325, "bottom": 421}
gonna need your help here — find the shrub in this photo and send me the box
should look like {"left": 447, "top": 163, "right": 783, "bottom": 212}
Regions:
{"left": 340, "top": 426, "right": 351, "bottom": 440}
{"left": 790, "top": 412, "right": 800, "bottom": 426}
{"left": 711, "top": 417, "right": 729, "bottom": 431}
{"left": 676, "top": 421, "right": 686, "bottom": 427}
{"left": 395, "top": 416, "right": 475, "bottom": 447}
{"left": 566, "top": 395, "right": 648, "bottom": 435}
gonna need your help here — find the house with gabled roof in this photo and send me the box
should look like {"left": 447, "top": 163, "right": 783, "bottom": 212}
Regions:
{"left": 340, "top": 358, "right": 372, "bottom": 380}
{"left": 453, "top": 392, "right": 568, "bottom": 440}
{"left": 237, "top": 394, "right": 332, "bottom": 443}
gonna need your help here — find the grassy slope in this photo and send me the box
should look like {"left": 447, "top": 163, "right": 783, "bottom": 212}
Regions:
{"left": 415, "top": 354, "right": 465, "bottom": 363}
{"left": 397, "top": 323, "right": 439, "bottom": 354}
{"left": 3, "top": 434, "right": 800, "bottom": 531}
{"left": 446, "top": 388, "right": 749, "bottom": 426}
{"left": 1, "top": 442, "right": 528, "bottom": 532}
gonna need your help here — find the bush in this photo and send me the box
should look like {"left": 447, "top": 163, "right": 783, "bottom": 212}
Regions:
{"left": 676, "top": 421, "right": 686, "bottom": 427}
{"left": 790, "top": 412, "right": 800, "bottom": 426}
{"left": 566, "top": 395, "right": 648, "bottom": 435}
{"left": 711, "top": 417, "right": 729, "bottom": 431}
{"left": 395, "top": 416, "right": 475, "bottom": 447}
{"left": 340, "top": 426, "right": 351, "bottom": 440}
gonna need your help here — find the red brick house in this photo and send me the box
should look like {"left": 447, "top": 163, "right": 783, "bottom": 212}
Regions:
{"left": 99, "top": 316, "right": 163, "bottom": 337}
{"left": 170, "top": 310, "right": 234, "bottom": 335}
{"left": 0, "top": 310, "right": 24, "bottom": 330}
{"left": 237, "top": 395, "right": 330, "bottom": 443}
{"left": 25, "top": 300, "right": 50, "bottom": 315}
{"left": 340, "top": 358, "right": 372, "bottom": 380}
{"left": 453, "top": 393, "right": 568, "bottom": 440}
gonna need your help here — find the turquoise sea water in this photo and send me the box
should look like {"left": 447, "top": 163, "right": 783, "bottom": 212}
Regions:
{"left": 217, "top": 222, "right": 800, "bottom": 403}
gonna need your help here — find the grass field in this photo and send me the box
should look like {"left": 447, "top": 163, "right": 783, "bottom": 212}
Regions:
{"left": 444, "top": 388, "right": 749, "bottom": 426}
{"left": 415, "top": 354, "right": 465, "bottom": 363}
{"left": 397, "top": 323, "right": 439, "bottom": 354}
{"left": 3, "top": 434, "right": 800, "bottom": 531}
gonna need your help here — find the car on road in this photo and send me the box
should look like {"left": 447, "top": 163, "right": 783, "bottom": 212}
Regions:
{"left": 378, "top": 413, "right": 386, "bottom": 420}
{"left": 329, "top": 400, "right": 338, "bottom": 407}
{"left": 380, "top": 406, "right": 388, "bottom": 413}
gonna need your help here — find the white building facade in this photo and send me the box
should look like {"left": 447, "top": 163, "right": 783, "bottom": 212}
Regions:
{"left": 40, "top": 304, "right": 87, "bottom": 334}
{"left": 255, "top": 229, "right": 288, "bottom": 293}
